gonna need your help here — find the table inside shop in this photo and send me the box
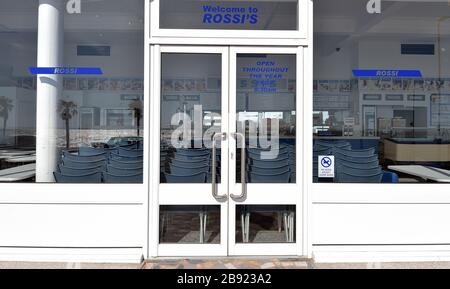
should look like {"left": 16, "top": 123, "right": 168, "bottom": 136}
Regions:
{"left": 0, "top": 163, "right": 36, "bottom": 182}
{"left": 388, "top": 165, "right": 450, "bottom": 183}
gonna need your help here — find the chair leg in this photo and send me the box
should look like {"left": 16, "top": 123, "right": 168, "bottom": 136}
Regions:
{"left": 277, "top": 211, "right": 282, "bottom": 232}
{"left": 203, "top": 213, "right": 208, "bottom": 242}
{"left": 199, "top": 212, "right": 204, "bottom": 244}
{"left": 283, "top": 212, "right": 289, "bottom": 242}
{"left": 241, "top": 212, "right": 246, "bottom": 243}
{"left": 245, "top": 212, "right": 250, "bottom": 243}
{"left": 160, "top": 212, "right": 166, "bottom": 240}
{"left": 290, "top": 212, "right": 295, "bottom": 242}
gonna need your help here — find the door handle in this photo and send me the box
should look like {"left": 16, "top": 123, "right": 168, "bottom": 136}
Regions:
{"left": 231, "top": 132, "right": 247, "bottom": 201}
{"left": 212, "top": 132, "right": 227, "bottom": 202}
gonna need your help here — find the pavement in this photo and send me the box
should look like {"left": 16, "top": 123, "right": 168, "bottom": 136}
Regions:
{"left": 2, "top": 258, "right": 450, "bottom": 269}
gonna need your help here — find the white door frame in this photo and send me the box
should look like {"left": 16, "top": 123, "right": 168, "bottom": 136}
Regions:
{"left": 151, "top": 45, "right": 229, "bottom": 257}
{"left": 149, "top": 45, "right": 305, "bottom": 257}
{"left": 228, "top": 46, "right": 304, "bottom": 256}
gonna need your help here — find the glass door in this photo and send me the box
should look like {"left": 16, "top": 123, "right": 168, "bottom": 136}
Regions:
{"left": 228, "top": 47, "right": 302, "bottom": 256}
{"left": 156, "top": 46, "right": 229, "bottom": 256}
{"left": 153, "top": 46, "right": 302, "bottom": 257}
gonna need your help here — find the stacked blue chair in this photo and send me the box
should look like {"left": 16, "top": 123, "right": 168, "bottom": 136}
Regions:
{"left": 163, "top": 147, "right": 218, "bottom": 184}
{"left": 54, "top": 142, "right": 143, "bottom": 183}
{"left": 332, "top": 146, "right": 398, "bottom": 183}
{"left": 246, "top": 144, "right": 294, "bottom": 183}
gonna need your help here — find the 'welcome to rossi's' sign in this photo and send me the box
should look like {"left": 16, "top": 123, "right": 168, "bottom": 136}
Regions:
{"left": 202, "top": 5, "right": 258, "bottom": 25}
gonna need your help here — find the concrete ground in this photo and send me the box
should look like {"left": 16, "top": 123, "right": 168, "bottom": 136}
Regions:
{"left": 2, "top": 258, "right": 450, "bottom": 269}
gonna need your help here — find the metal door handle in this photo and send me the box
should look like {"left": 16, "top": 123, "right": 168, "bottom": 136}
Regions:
{"left": 231, "top": 132, "right": 247, "bottom": 201}
{"left": 212, "top": 132, "right": 227, "bottom": 202}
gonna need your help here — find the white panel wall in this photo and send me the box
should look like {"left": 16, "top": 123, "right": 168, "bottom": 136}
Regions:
{"left": 0, "top": 204, "right": 144, "bottom": 247}
{"left": 313, "top": 203, "right": 450, "bottom": 245}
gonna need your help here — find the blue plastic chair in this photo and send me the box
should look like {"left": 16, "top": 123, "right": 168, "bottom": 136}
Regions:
{"left": 62, "top": 158, "right": 106, "bottom": 169}
{"left": 176, "top": 149, "right": 210, "bottom": 157}
{"left": 53, "top": 171, "right": 102, "bottom": 183}
{"left": 107, "top": 165, "right": 143, "bottom": 176}
{"left": 315, "top": 140, "right": 351, "bottom": 149}
{"left": 62, "top": 150, "right": 106, "bottom": 162}
{"left": 247, "top": 150, "right": 288, "bottom": 160}
{"left": 102, "top": 172, "right": 143, "bottom": 183}
{"left": 336, "top": 171, "right": 383, "bottom": 183}
{"left": 206, "top": 173, "right": 221, "bottom": 183}
{"left": 164, "top": 172, "right": 207, "bottom": 183}
{"left": 169, "top": 163, "right": 209, "bottom": 175}
{"left": 59, "top": 164, "right": 104, "bottom": 175}
{"left": 313, "top": 146, "right": 332, "bottom": 155}
{"left": 250, "top": 158, "right": 289, "bottom": 168}
{"left": 335, "top": 159, "right": 380, "bottom": 169}
{"left": 290, "top": 172, "right": 296, "bottom": 183}
{"left": 337, "top": 165, "right": 382, "bottom": 177}
{"left": 381, "top": 171, "right": 399, "bottom": 183}
{"left": 334, "top": 153, "right": 379, "bottom": 163}
{"left": 172, "top": 154, "right": 210, "bottom": 162}
{"left": 78, "top": 147, "right": 105, "bottom": 156}
{"left": 109, "top": 159, "right": 143, "bottom": 169}
{"left": 248, "top": 170, "right": 291, "bottom": 183}
{"left": 110, "top": 153, "right": 143, "bottom": 161}
{"left": 249, "top": 164, "right": 290, "bottom": 174}
{"left": 333, "top": 146, "right": 376, "bottom": 157}
{"left": 118, "top": 147, "right": 143, "bottom": 157}
{"left": 247, "top": 147, "right": 289, "bottom": 156}
{"left": 170, "top": 158, "right": 210, "bottom": 167}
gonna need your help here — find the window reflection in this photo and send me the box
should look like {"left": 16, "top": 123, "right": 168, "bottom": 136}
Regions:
{"left": 314, "top": 0, "right": 450, "bottom": 183}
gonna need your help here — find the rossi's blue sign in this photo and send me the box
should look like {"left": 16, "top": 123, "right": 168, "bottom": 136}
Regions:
{"left": 29, "top": 67, "right": 103, "bottom": 75}
{"left": 202, "top": 5, "right": 258, "bottom": 25}
{"left": 352, "top": 70, "right": 422, "bottom": 78}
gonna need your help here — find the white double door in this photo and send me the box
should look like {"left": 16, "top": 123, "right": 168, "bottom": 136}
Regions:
{"left": 151, "top": 45, "right": 304, "bottom": 257}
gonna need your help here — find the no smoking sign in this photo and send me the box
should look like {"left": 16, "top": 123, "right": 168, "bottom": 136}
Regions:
{"left": 318, "top": 155, "right": 335, "bottom": 178}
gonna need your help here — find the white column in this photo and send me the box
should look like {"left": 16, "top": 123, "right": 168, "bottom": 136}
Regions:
{"left": 36, "top": 0, "right": 64, "bottom": 182}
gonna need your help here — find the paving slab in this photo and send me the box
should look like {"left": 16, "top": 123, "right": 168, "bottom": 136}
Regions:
{"left": 3, "top": 259, "right": 450, "bottom": 269}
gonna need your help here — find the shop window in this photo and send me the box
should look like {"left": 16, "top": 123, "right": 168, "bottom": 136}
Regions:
{"left": 0, "top": 0, "right": 145, "bottom": 184}
{"left": 313, "top": 0, "right": 450, "bottom": 184}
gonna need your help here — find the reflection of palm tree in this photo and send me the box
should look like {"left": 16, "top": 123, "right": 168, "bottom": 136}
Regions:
{"left": 129, "top": 99, "right": 143, "bottom": 136}
{"left": 58, "top": 100, "right": 78, "bottom": 149}
{"left": 0, "top": 96, "right": 14, "bottom": 137}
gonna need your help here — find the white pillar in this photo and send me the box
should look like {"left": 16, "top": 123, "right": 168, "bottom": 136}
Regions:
{"left": 36, "top": 0, "right": 64, "bottom": 182}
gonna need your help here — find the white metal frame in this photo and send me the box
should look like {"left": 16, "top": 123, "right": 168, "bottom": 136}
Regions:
{"left": 152, "top": 45, "right": 230, "bottom": 257}
{"left": 149, "top": 0, "right": 309, "bottom": 46}
{"left": 150, "top": 45, "right": 306, "bottom": 257}
{"left": 228, "top": 46, "right": 304, "bottom": 256}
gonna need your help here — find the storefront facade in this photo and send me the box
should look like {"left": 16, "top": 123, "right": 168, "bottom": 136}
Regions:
{"left": 0, "top": 0, "right": 450, "bottom": 263}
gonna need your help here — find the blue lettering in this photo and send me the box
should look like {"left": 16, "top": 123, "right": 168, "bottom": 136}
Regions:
{"left": 213, "top": 14, "right": 222, "bottom": 23}
{"left": 203, "top": 14, "right": 212, "bottom": 23}
{"left": 223, "top": 14, "right": 232, "bottom": 24}
{"left": 232, "top": 14, "right": 241, "bottom": 24}
{"left": 249, "top": 14, "right": 258, "bottom": 24}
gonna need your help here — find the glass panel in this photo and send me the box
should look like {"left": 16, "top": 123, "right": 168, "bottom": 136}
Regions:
{"left": 0, "top": 0, "right": 37, "bottom": 182}
{"left": 56, "top": 0, "right": 145, "bottom": 184}
{"left": 160, "top": 53, "right": 222, "bottom": 184}
{"left": 236, "top": 54, "right": 296, "bottom": 183}
{"left": 0, "top": 0, "right": 145, "bottom": 184}
{"left": 159, "top": 205, "right": 220, "bottom": 244}
{"left": 160, "top": 0, "right": 298, "bottom": 31}
{"left": 314, "top": 0, "right": 450, "bottom": 183}
{"left": 236, "top": 205, "right": 295, "bottom": 243}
